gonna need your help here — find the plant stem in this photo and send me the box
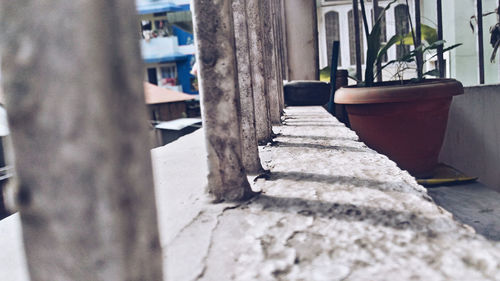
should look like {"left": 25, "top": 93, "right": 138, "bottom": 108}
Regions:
{"left": 359, "top": 0, "right": 370, "bottom": 38}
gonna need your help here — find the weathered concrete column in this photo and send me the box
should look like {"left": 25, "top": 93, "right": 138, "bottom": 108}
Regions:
{"left": 271, "top": 0, "right": 285, "bottom": 114}
{"left": 283, "top": 0, "right": 319, "bottom": 80}
{"left": 0, "top": 1, "right": 163, "bottom": 280}
{"left": 246, "top": 0, "right": 273, "bottom": 143}
{"left": 232, "top": 0, "right": 264, "bottom": 174}
{"left": 279, "top": 0, "right": 290, "bottom": 82}
{"left": 261, "top": 0, "right": 282, "bottom": 124}
{"left": 192, "top": 0, "right": 256, "bottom": 201}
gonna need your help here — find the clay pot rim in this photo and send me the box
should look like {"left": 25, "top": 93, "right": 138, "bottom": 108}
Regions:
{"left": 334, "top": 78, "right": 464, "bottom": 105}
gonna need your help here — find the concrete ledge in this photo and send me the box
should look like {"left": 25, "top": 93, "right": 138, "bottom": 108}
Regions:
{"left": 1, "top": 106, "right": 500, "bottom": 280}
{"left": 165, "top": 107, "right": 500, "bottom": 280}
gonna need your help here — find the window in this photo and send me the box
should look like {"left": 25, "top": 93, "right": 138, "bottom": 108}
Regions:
{"left": 395, "top": 4, "right": 410, "bottom": 58}
{"left": 348, "top": 9, "right": 364, "bottom": 65}
{"left": 325, "top": 11, "right": 341, "bottom": 66}
{"left": 158, "top": 63, "right": 178, "bottom": 88}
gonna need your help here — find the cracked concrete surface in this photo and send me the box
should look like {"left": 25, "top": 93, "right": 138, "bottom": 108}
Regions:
{"left": 163, "top": 107, "right": 500, "bottom": 281}
{"left": 1, "top": 106, "right": 499, "bottom": 280}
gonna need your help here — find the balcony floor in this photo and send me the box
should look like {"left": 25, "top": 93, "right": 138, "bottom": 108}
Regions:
{"left": 428, "top": 182, "right": 500, "bottom": 241}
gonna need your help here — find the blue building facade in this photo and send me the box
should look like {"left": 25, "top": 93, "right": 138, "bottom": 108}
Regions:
{"left": 137, "top": 0, "right": 197, "bottom": 95}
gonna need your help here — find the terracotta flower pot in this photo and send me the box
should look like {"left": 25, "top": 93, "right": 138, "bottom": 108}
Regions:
{"left": 334, "top": 79, "right": 464, "bottom": 178}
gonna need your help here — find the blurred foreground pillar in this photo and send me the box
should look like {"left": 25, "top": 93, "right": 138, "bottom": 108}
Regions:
{"left": 0, "top": 1, "right": 163, "bottom": 280}
{"left": 192, "top": 0, "right": 256, "bottom": 201}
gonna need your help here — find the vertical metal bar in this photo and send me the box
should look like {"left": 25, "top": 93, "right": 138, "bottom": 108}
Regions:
{"left": 373, "top": 0, "right": 382, "bottom": 82}
{"left": 437, "top": 0, "right": 445, "bottom": 78}
{"left": 328, "top": 41, "right": 340, "bottom": 115}
{"left": 373, "top": 0, "right": 380, "bottom": 26}
{"left": 414, "top": 0, "right": 423, "bottom": 79}
{"left": 476, "top": 0, "right": 485, "bottom": 84}
{"left": 353, "top": 0, "right": 362, "bottom": 81}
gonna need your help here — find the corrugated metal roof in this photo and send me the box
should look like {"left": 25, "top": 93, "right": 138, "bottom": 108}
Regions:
{"left": 155, "top": 118, "right": 201, "bottom": 130}
{"left": 143, "top": 82, "right": 195, "bottom": 104}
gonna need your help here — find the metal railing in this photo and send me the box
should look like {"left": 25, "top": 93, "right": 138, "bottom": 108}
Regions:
{"left": 349, "top": 0, "right": 451, "bottom": 82}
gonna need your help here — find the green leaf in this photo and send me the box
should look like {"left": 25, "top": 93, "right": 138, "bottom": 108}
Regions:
{"left": 423, "top": 69, "right": 440, "bottom": 77}
{"left": 428, "top": 43, "right": 463, "bottom": 60}
{"left": 423, "top": 40, "right": 445, "bottom": 51}
{"left": 376, "top": 34, "right": 402, "bottom": 65}
{"left": 398, "top": 24, "right": 439, "bottom": 45}
{"left": 362, "top": 0, "right": 398, "bottom": 86}
{"left": 441, "top": 43, "right": 462, "bottom": 53}
{"left": 380, "top": 59, "right": 398, "bottom": 71}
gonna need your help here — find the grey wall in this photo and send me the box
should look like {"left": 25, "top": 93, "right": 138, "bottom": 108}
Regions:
{"left": 440, "top": 84, "right": 500, "bottom": 192}
{"left": 284, "top": 0, "right": 319, "bottom": 80}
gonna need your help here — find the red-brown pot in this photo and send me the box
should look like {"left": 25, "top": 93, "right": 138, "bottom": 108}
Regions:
{"left": 334, "top": 79, "right": 463, "bottom": 178}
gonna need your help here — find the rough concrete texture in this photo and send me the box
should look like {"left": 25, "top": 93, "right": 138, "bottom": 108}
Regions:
{"left": 232, "top": 0, "right": 264, "bottom": 173}
{"left": 261, "top": 0, "right": 281, "bottom": 124}
{"left": 246, "top": 0, "right": 273, "bottom": 143}
{"left": 2, "top": 107, "right": 500, "bottom": 280}
{"left": 165, "top": 107, "right": 500, "bottom": 281}
{"left": 270, "top": 0, "right": 285, "bottom": 114}
{"left": 278, "top": 0, "right": 289, "bottom": 82}
{"left": 192, "top": 0, "right": 254, "bottom": 201}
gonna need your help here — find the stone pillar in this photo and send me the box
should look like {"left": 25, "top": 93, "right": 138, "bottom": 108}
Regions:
{"left": 271, "top": 0, "right": 285, "bottom": 114}
{"left": 232, "top": 0, "right": 264, "bottom": 174}
{"left": 192, "top": 0, "right": 256, "bottom": 201}
{"left": 279, "top": 0, "right": 290, "bottom": 82}
{"left": 283, "top": 0, "right": 319, "bottom": 80}
{"left": 0, "top": 1, "right": 163, "bottom": 280}
{"left": 261, "top": 0, "right": 281, "bottom": 124}
{"left": 246, "top": 0, "right": 273, "bottom": 143}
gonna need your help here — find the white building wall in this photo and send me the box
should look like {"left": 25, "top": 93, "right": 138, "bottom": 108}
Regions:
{"left": 317, "top": 0, "right": 416, "bottom": 81}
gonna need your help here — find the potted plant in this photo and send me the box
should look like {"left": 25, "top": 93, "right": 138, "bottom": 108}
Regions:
{"left": 334, "top": 0, "right": 463, "bottom": 178}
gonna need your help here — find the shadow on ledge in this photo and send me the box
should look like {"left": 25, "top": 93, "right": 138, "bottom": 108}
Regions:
{"left": 244, "top": 194, "right": 448, "bottom": 235}
{"left": 266, "top": 171, "right": 420, "bottom": 194}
